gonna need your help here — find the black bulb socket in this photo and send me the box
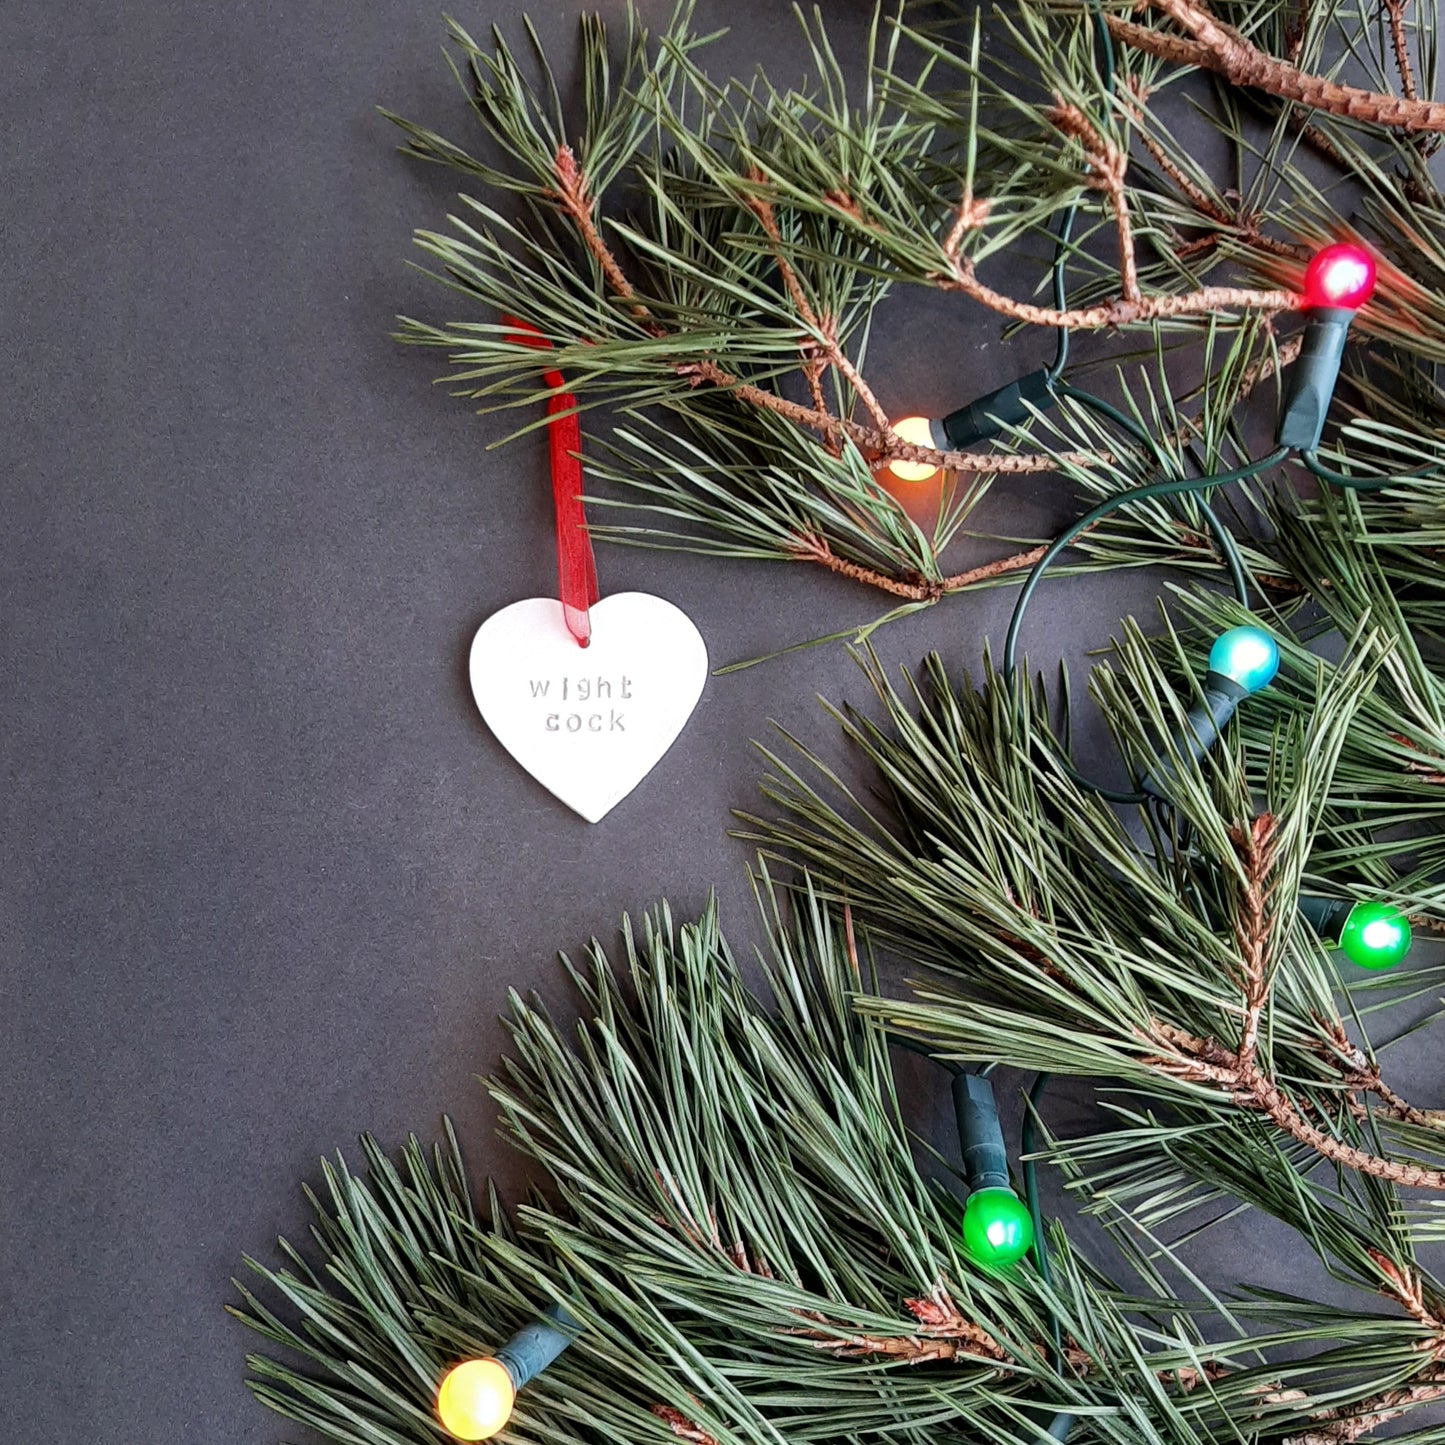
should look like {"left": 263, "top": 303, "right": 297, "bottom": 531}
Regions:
{"left": 939, "top": 369, "right": 1055, "bottom": 450}
{"left": 1141, "top": 671, "right": 1249, "bottom": 798}
{"left": 952, "top": 1071, "right": 1011, "bottom": 1193}
{"left": 1276, "top": 308, "right": 1357, "bottom": 452}
{"left": 1297, "top": 894, "right": 1353, "bottom": 942}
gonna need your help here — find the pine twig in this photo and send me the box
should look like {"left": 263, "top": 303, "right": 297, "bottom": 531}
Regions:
{"left": 1144, "top": 1022, "right": 1445, "bottom": 1190}
{"left": 792, "top": 1287, "right": 1009, "bottom": 1365}
{"left": 1049, "top": 100, "right": 1141, "bottom": 301}
{"left": 552, "top": 145, "right": 661, "bottom": 331}
{"left": 1288, "top": 1380, "right": 1445, "bottom": 1445}
{"left": 552, "top": 147, "right": 1083, "bottom": 478}
{"left": 938, "top": 169, "right": 1295, "bottom": 328}
{"left": 1385, "top": 0, "right": 1421, "bottom": 102}
{"left": 788, "top": 532, "right": 1053, "bottom": 601}
{"left": 742, "top": 179, "right": 891, "bottom": 435}
{"left": 1235, "top": 333, "right": 1305, "bottom": 401}
{"left": 652, "top": 1405, "right": 722, "bottom": 1445}
{"left": 1367, "top": 1251, "right": 1445, "bottom": 1335}
{"left": 1314, "top": 1023, "right": 1445, "bottom": 1131}
{"left": 1107, "top": 1, "right": 1445, "bottom": 132}
{"left": 940, "top": 256, "right": 1298, "bottom": 328}
{"left": 1231, "top": 817, "right": 1277, "bottom": 1075}
{"left": 1126, "top": 84, "right": 1307, "bottom": 262}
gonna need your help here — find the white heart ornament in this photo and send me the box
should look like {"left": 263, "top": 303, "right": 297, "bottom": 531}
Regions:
{"left": 469, "top": 592, "right": 708, "bottom": 823}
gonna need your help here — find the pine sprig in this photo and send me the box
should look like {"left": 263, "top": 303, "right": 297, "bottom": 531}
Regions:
{"left": 741, "top": 626, "right": 1445, "bottom": 1178}
{"left": 236, "top": 882, "right": 1445, "bottom": 1445}
{"left": 386, "top": 0, "right": 1445, "bottom": 609}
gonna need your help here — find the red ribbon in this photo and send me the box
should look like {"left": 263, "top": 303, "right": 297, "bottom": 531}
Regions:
{"left": 502, "top": 317, "right": 599, "bottom": 646}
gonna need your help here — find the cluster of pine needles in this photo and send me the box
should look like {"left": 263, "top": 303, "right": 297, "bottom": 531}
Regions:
{"left": 234, "top": 4, "right": 1445, "bottom": 1445}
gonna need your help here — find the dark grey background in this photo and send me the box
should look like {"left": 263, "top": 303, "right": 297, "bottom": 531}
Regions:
{"left": 1, "top": 3, "right": 1423, "bottom": 1443}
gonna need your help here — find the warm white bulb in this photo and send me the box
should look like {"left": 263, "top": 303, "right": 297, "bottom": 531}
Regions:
{"left": 886, "top": 416, "right": 940, "bottom": 483}
{"left": 437, "top": 1359, "right": 516, "bottom": 1441}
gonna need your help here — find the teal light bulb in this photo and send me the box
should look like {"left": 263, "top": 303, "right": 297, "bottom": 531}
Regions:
{"left": 961, "top": 1188, "right": 1034, "bottom": 1268}
{"left": 1208, "top": 626, "right": 1280, "bottom": 694}
{"left": 1339, "top": 902, "right": 1411, "bottom": 970}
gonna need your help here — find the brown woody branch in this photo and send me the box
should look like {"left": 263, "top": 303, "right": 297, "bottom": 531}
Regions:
{"left": 1049, "top": 101, "right": 1141, "bottom": 301}
{"left": 1288, "top": 1381, "right": 1445, "bottom": 1445}
{"left": 1108, "top": 1, "right": 1445, "bottom": 132}
{"left": 945, "top": 191, "right": 993, "bottom": 257}
{"left": 789, "top": 531, "right": 1053, "bottom": 602}
{"left": 1386, "top": 732, "right": 1445, "bottom": 784}
{"left": 678, "top": 360, "right": 1090, "bottom": 474}
{"left": 1289, "top": 1257, "right": 1445, "bottom": 1442}
{"left": 553, "top": 146, "right": 662, "bottom": 332}
{"left": 1232, "top": 817, "right": 1277, "bottom": 1074}
{"left": 1236, "top": 333, "right": 1305, "bottom": 401}
{"left": 1313, "top": 1022, "right": 1445, "bottom": 1131}
{"left": 651, "top": 1406, "right": 721, "bottom": 1445}
{"left": 793, "top": 1286, "right": 1008, "bottom": 1365}
{"left": 1145, "top": 1018, "right": 1445, "bottom": 1189}
{"left": 1130, "top": 118, "right": 1307, "bottom": 261}
{"left": 1139, "top": 817, "right": 1445, "bottom": 1190}
{"left": 941, "top": 256, "right": 1298, "bottom": 328}
{"left": 551, "top": 147, "right": 1082, "bottom": 479}
{"left": 1368, "top": 1250, "right": 1445, "bottom": 1335}
{"left": 1386, "top": 0, "right": 1420, "bottom": 102}
{"left": 938, "top": 140, "right": 1300, "bottom": 319}
{"left": 742, "top": 178, "right": 838, "bottom": 438}
{"left": 743, "top": 179, "right": 893, "bottom": 435}
{"left": 1284, "top": 0, "right": 1312, "bottom": 64}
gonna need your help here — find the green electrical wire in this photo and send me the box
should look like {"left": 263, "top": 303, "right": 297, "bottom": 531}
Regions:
{"left": 1003, "top": 450, "right": 1287, "bottom": 677}
{"left": 1302, "top": 449, "right": 1440, "bottom": 491}
{"left": 1005, "top": 0, "right": 1263, "bottom": 805}
{"left": 1045, "top": 0, "right": 1114, "bottom": 384}
{"left": 999, "top": 450, "right": 1286, "bottom": 804}
{"left": 886, "top": 1054, "right": 1070, "bottom": 1422}
{"left": 1053, "top": 380, "right": 1253, "bottom": 604}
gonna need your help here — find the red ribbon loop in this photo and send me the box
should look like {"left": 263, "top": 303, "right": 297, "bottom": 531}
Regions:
{"left": 502, "top": 316, "right": 599, "bottom": 647}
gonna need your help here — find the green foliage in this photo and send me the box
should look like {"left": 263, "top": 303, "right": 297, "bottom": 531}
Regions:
{"left": 237, "top": 886, "right": 1445, "bottom": 1445}
{"left": 232, "top": 5, "right": 1445, "bottom": 1444}
{"left": 384, "top": 0, "right": 1445, "bottom": 608}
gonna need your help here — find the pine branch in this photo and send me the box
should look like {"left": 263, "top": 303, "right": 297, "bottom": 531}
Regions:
{"left": 236, "top": 882, "right": 1445, "bottom": 1445}
{"left": 1385, "top": 0, "right": 1421, "bottom": 102}
{"left": 940, "top": 251, "right": 1299, "bottom": 328}
{"left": 1108, "top": 0, "right": 1445, "bottom": 131}
{"left": 1141, "top": 1020, "right": 1445, "bottom": 1189}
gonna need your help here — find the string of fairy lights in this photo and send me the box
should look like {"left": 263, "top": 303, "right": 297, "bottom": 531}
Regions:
{"left": 426, "top": 15, "right": 1427, "bottom": 1441}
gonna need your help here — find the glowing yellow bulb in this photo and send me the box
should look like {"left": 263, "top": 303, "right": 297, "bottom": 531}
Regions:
{"left": 437, "top": 1359, "right": 516, "bottom": 1441}
{"left": 885, "top": 415, "right": 940, "bottom": 483}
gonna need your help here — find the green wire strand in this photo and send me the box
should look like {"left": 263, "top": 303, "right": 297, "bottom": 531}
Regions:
{"left": 1046, "top": 0, "right": 1114, "bottom": 382}
{"left": 1052, "top": 381, "right": 1252, "bottom": 605}
{"left": 1000, "top": 449, "right": 1288, "bottom": 804}
{"left": 1004, "top": 449, "right": 1287, "bottom": 680}
{"left": 1016, "top": 0, "right": 1258, "bottom": 805}
{"left": 1302, "top": 449, "right": 1441, "bottom": 491}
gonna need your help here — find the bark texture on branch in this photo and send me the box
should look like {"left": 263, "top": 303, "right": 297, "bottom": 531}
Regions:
{"left": 1106, "top": 1, "right": 1445, "bottom": 132}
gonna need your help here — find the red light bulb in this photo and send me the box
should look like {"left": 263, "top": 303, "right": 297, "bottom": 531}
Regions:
{"left": 1302, "top": 243, "right": 1376, "bottom": 311}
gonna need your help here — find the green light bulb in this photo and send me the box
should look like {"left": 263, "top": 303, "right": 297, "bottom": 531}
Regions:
{"left": 1338, "top": 902, "right": 1411, "bottom": 970}
{"left": 961, "top": 1188, "right": 1034, "bottom": 1268}
{"left": 1207, "top": 626, "right": 1280, "bottom": 694}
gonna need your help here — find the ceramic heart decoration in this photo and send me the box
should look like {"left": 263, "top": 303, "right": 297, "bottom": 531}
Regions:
{"left": 469, "top": 592, "right": 708, "bottom": 822}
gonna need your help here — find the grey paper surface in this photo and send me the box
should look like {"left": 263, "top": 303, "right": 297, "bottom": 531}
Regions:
{"left": 2, "top": 3, "right": 1430, "bottom": 1442}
